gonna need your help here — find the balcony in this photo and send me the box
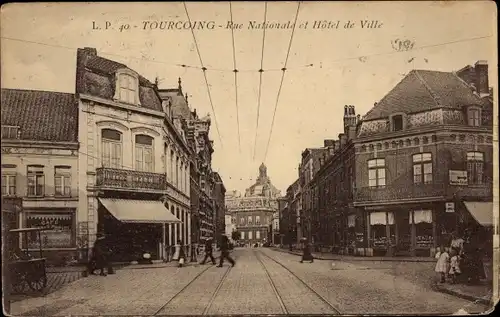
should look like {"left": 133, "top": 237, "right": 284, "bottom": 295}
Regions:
{"left": 354, "top": 182, "right": 446, "bottom": 205}
{"left": 95, "top": 167, "right": 166, "bottom": 192}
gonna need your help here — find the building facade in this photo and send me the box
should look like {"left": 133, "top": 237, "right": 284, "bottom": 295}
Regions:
{"left": 1, "top": 89, "right": 80, "bottom": 264}
{"left": 226, "top": 164, "right": 281, "bottom": 245}
{"left": 299, "top": 148, "right": 328, "bottom": 243}
{"left": 158, "top": 83, "right": 219, "bottom": 244}
{"left": 353, "top": 61, "right": 494, "bottom": 257}
{"left": 76, "top": 47, "right": 190, "bottom": 262}
{"left": 212, "top": 172, "right": 226, "bottom": 240}
{"left": 309, "top": 105, "right": 358, "bottom": 253}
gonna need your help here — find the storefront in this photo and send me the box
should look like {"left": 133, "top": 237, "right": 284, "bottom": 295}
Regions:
{"left": 98, "top": 198, "right": 181, "bottom": 263}
{"left": 368, "top": 211, "right": 396, "bottom": 256}
{"left": 23, "top": 210, "right": 76, "bottom": 249}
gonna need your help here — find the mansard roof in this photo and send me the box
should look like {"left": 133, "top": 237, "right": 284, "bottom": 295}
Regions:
{"left": 363, "top": 69, "right": 484, "bottom": 121}
{"left": 1, "top": 88, "right": 78, "bottom": 142}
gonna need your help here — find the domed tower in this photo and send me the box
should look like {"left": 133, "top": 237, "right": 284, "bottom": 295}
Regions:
{"left": 258, "top": 163, "right": 268, "bottom": 182}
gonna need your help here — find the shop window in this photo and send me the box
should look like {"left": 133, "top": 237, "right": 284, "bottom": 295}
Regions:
{"left": 54, "top": 166, "right": 71, "bottom": 197}
{"left": 25, "top": 211, "right": 75, "bottom": 248}
{"left": 467, "top": 152, "right": 484, "bottom": 184}
{"left": 256, "top": 216, "right": 261, "bottom": 225}
{"left": 101, "top": 129, "right": 123, "bottom": 169}
{"left": 27, "top": 165, "right": 45, "bottom": 197}
{"left": 135, "top": 134, "right": 154, "bottom": 172}
{"left": 370, "top": 211, "right": 395, "bottom": 249}
{"left": 467, "top": 107, "right": 481, "bottom": 127}
{"left": 256, "top": 231, "right": 260, "bottom": 239}
{"left": 1, "top": 165, "right": 17, "bottom": 196}
{"left": 368, "top": 158, "right": 386, "bottom": 187}
{"left": 411, "top": 210, "right": 434, "bottom": 249}
{"left": 241, "top": 231, "right": 245, "bottom": 240}
{"left": 248, "top": 231, "right": 253, "bottom": 240}
{"left": 412, "top": 153, "right": 433, "bottom": 184}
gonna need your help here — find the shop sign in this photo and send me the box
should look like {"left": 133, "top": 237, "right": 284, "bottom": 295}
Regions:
{"left": 445, "top": 202, "right": 455, "bottom": 213}
{"left": 449, "top": 170, "right": 468, "bottom": 185}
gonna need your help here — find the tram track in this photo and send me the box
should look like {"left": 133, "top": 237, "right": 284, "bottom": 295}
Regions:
{"left": 152, "top": 264, "right": 232, "bottom": 316}
{"left": 255, "top": 249, "right": 342, "bottom": 315}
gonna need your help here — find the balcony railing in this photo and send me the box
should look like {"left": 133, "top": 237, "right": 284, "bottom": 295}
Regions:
{"left": 354, "top": 182, "right": 446, "bottom": 203}
{"left": 95, "top": 167, "right": 166, "bottom": 191}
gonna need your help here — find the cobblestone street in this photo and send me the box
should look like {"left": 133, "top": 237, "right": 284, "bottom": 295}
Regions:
{"left": 9, "top": 248, "right": 492, "bottom": 316}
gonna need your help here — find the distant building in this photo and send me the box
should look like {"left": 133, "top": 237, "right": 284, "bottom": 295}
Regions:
{"left": 226, "top": 163, "right": 281, "bottom": 245}
{"left": 1, "top": 88, "right": 79, "bottom": 264}
{"left": 353, "top": 61, "right": 494, "bottom": 257}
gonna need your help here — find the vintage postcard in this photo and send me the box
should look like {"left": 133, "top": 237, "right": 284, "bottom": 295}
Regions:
{"left": 1, "top": 1, "right": 498, "bottom": 316}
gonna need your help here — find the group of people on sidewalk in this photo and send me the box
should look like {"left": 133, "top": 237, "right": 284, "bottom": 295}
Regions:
{"left": 434, "top": 228, "right": 486, "bottom": 285}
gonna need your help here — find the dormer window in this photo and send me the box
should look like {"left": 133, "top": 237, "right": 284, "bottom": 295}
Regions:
{"left": 392, "top": 115, "right": 403, "bottom": 131}
{"left": 467, "top": 106, "right": 481, "bottom": 127}
{"left": 114, "top": 69, "right": 140, "bottom": 105}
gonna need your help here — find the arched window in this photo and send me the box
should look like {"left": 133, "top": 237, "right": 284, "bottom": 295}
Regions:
{"left": 102, "top": 129, "right": 123, "bottom": 168}
{"left": 135, "top": 134, "right": 154, "bottom": 172}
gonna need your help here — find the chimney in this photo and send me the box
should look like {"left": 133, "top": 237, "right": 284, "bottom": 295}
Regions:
{"left": 75, "top": 47, "right": 97, "bottom": 94}
{"left": 324, "top": 139, "right": 335, "bottom": 148}
{"left": 339, "top": 133, "right": 347, "bottom": 147}
{"left": 474, "top": 60, "right": 489, "bottom": 96}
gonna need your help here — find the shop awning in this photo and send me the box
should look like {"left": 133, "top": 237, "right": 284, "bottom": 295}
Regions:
{"left": 98, "top": 198, "right": 181, "bottom": 224}
{"left": 464, "top": 202, "right": 493, "bottom": 226}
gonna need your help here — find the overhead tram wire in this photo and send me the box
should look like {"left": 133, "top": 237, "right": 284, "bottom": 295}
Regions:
{"left": 229, "top": 1, "right": 241, "bottom": 153}
{"left": 263, "top": 1, "right": 301, "bottom": 163}
{"left": 253, "top": 1, "right": 268, "bottom": 161}
{"left": 183, "top": 2, "right": 224, "bottom": 148}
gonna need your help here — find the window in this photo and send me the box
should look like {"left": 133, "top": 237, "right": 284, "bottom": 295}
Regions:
{"left": 392, "top": 115, "right": 403, "bottom": 131}
{"left": 101, "top": 129, "right": 122, "bottom": 168}
{"left": 1, "top": 125, "right": 20, "bottom": 139}
{"left": 241, "top": 231, "right": 245, "bottom": 240}
{"left": 368, "top": 159, "right": 386, "bottom": 187}
{"left": 240, "top": 217, "right": 245, "bottom": 225}
{"left": 256, "top": 231, "right": 260, "bottom": 239}
{"left": 54, "top": 166, "right": 71, "bottom": 196}
{"left": 176, "top": 156, "right": 179, "bottom": 187}
{"left": 248, "top": 231, "right": 253, "bottom": 240}
{"left": 25, "top": 211, "right": 75, "bottom": 248}
{"left": 467, "top": 107, "right": 481, "bottom": 127}
{"left": 413, "top": 153, "right": 433, "bottom": 184}
{"left": 256, "top": 216, "right": 261, "bottom": 225}
{"left": 118, "top": 74, "right": 138, "bottom": 104}
{"left": 467, "top": 152, "right": 484, "bottom": 184}
{"left": 27, "top": 166, "right": 45, "bottom": 197}
{"left": 134, "top": 135, "right": 154, "bottom": 172}
{"left": 248, "top": 216, "right": 253, "bottom": 225}
{"left": 1, "top": 167, "right": 16, "bottom": 196}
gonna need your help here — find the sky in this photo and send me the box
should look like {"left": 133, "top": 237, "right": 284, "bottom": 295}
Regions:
{"left": 1, "top": 1, "right": 497, "bottom": 195}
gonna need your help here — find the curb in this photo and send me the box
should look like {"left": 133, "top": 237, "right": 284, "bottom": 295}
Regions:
{"left": 272, "top": 248, "right": 435, "bottom": 262}
{"left": 432, "top": 284, "right": 492, "bottom": 306}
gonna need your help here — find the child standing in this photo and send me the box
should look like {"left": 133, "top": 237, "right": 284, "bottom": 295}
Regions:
{"left": 434, "top": 246, "right": 450, "bottom": 283}
{"left": 449, "top": 249, "right": 461, "bottom": 284}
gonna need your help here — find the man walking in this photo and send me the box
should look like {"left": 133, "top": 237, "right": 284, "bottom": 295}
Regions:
{"left": 200, "top": 237, "right": 216, "bottom": 265}
{"left": 217, "top": 234, "right": 235, "bottom": 267}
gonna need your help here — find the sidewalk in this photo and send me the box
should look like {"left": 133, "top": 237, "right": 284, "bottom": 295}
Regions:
{"left": 272, "top": 247, "right": 435, "bottom": 262}
{"left": 433, "top": 281, "right": 494, "bottom": 306}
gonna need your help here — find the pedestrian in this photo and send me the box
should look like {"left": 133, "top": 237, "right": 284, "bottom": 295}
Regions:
{"left": 434, "top": 246, "right": 450, "bottom": 283}
{"left": 217, "top": 234, "right": 235, "bottom": 267}
{"left": 300, "top": 238, "right": 314, "bottom": 263}
{"left": 448, "top": 248, "right": 461, "bottom": 284}
{"left": 89, "top": 232, "right": 111, "bottom": 276}
{"left": 200, "top": 237, "right": 216, "bottom": 265}
{"left": 461, "top": 228, "right": 486, "bottom": 284}
{"left": 177, "top": 240, "right": 186, "bottom": 267}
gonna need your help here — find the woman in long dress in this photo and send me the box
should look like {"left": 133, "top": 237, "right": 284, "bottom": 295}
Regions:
{"left": 300, "top": 238, "right": 314, "bottom": 263}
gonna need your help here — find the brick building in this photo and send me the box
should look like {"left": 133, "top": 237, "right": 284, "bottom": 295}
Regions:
{"left": 353, "top": 61, "right": 494, "bottom": 257}
{"left": 309, "top": 105, "right": 359, "bottom": 253}
{"left": 1, "top": 89, "right": 79, "bottom": 264}
{"left": 212, "top": 172, "right": 227, "bottom": 241}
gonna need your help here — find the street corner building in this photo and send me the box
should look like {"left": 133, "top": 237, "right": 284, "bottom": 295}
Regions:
{"left": 283, "top": 60, "right": 494, "bottom": 259}
{"left": 1, "top": 88, "right": 79, "bottom": 265}
{"left": 226, "top": 163, "right": 282, "bottom": 246}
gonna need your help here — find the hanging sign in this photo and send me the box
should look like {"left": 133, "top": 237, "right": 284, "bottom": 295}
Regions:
{"left": 449, "top": 170, "right": 468, "bottom": 185}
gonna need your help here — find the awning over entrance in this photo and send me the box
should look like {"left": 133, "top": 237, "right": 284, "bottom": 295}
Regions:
{"left": 464, "top": 202, "right": 493, "bottom": 226}
{"left": 98, "top": 198, "right": 181, "bottom": 224}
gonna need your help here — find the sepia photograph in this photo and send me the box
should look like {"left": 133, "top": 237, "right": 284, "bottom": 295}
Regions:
{"left": 1, "top": 1, "right": 498, "bottom": 316}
